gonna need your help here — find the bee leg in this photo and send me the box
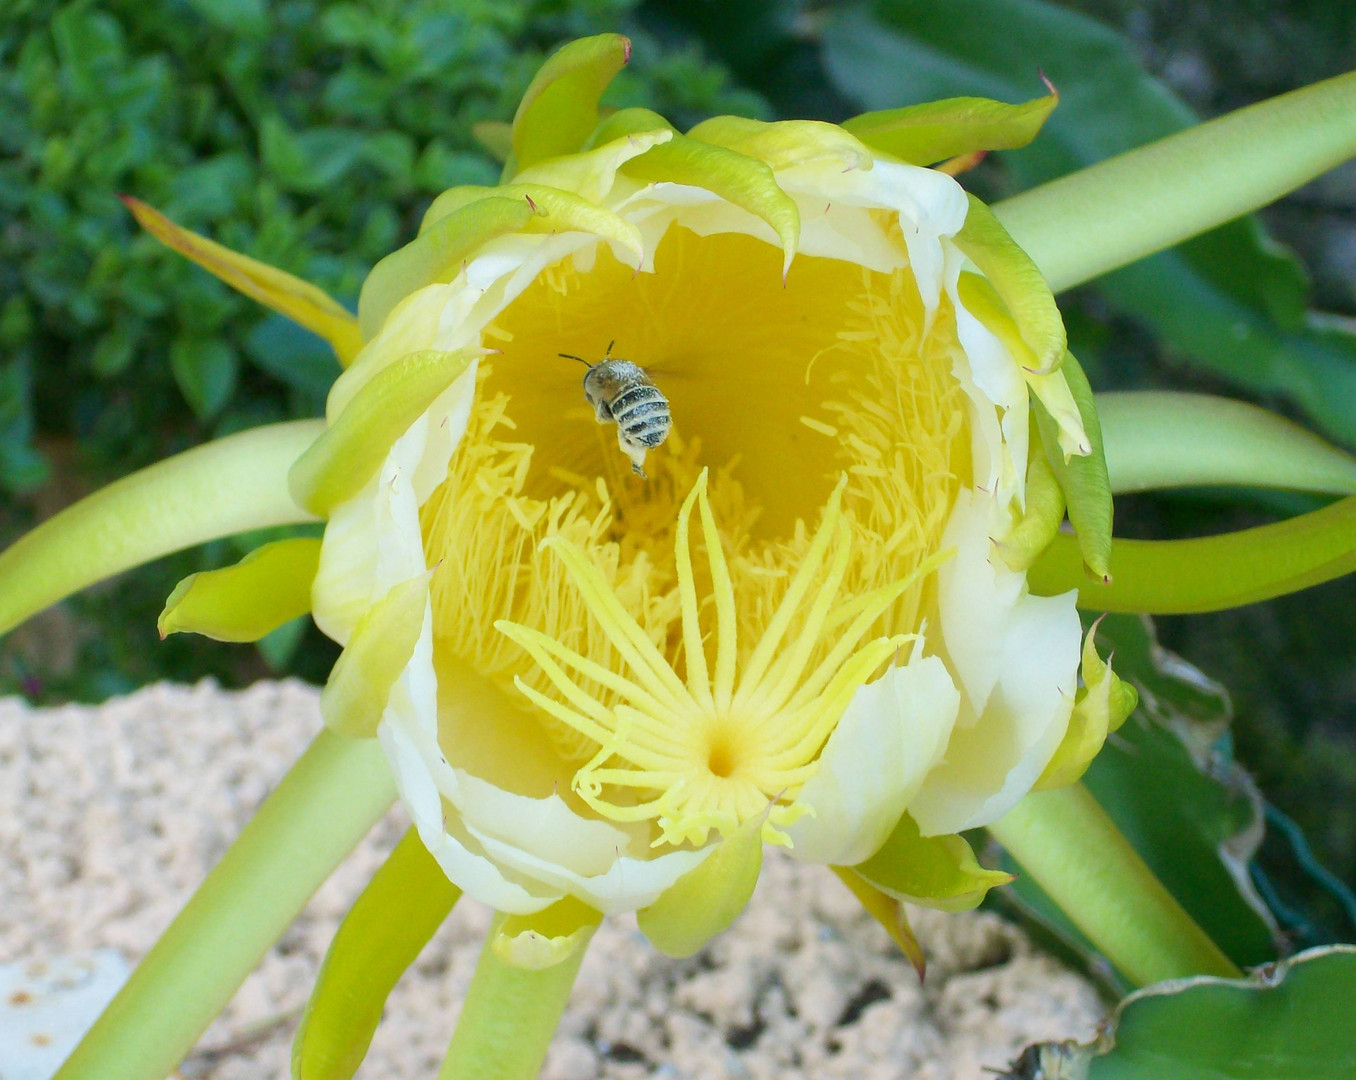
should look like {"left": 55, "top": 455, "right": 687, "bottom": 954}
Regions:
{"left": 631, "top": 461, "right": 648, "bottom": 479}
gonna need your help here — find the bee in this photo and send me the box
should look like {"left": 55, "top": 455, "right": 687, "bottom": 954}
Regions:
{"left": 560, "top": 341, "right": 671, "bottom": 479}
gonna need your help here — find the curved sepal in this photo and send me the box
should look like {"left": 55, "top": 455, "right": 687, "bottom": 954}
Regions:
{"left": 289, "top": 347, "right": 479, "bottom": 517}
{"left": 510, "top": 33, "right": 631, "bottom": 174}
{"left": 1099, "top": 391, "right": 1356, "bottom": 496}
{"left": 493, "top": 897, "right": 603, "bottom": 970}
{"left": 359, "top": 198, "right": 533, "bottom": 339}
{"left": 852, "top": 813, "right": 1013, "bottom": 914}
{"left": 121, "top": 197, "right": 363, "bottom": 366}
{"left": 637, "top": 817, "right": 762, "bottom": 958}
{"left": 0, "top": 420, "right": 321, "bottom": 639}
{"left": 955, "top": 194, "right": 1067, "bottom": 377}
{"left": 159, "top": 537, "right": 320, "bottom": 642}
{"left": 293, "top": 828, "right": 460, "bottom": 1080}
{"left": 1036, "top": 621, "right": 1138, "bottom": 790}
{"left": 319, "top": 573, "right": 429, "bottom": 739}
{"left": 601, "top": 107, "right": 801, "bottom": 279}
{"left": 1029, "top": 494, "right": 1356, "bottom": 614}
{"left": 470, "top": 120, "right": 513, "bottom": 164}
{"left": 1035, "top": 352, "right": 1113, "bottom": 581}
{"left": 831, "top": 866, "right": 926, "bottom": 979}
{"left": 993, "top": 445, "right": 1065, "bottom": 572}
{"left": 686, "top": 115, "right": 874, "bottom": 172}
{"left": 843, "top": 86, "right": 1057, "bottom": 166}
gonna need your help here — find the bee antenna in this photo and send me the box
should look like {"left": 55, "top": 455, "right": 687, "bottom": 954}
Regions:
{"left": 605, "top": 339, "right": 615, "bottom": 358}
{"left": 559, "top": 352, "right": 591, "bottom": 367}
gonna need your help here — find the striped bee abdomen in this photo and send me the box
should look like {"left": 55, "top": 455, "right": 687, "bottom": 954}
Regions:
{"left": 611, "top": 384, "right": 671, "bottom": 448}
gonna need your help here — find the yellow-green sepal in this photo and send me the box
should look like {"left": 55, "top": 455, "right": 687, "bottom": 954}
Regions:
{"left": 510, "top": 33, "right": 632, "bottom": 174}
{"left": 1035, "top": 353, "right": 1114, "bottom": 582}
{"left": 121, "top": 197, "right": 363, "bottom": 366}
{"left": 852, "top": 813, "right": 1013, "bottom": 913}
{"left": 993, "top": 443, "right": 1066, "bottom": 573}
{"left": 293, "top": 828, "right": 460, "bottom": 1080}
{"left": 599, "top": 107, "right": 801, "bottom": 279}
{"left": 158, "top": 537, "right": 320, "bottom": 642}
{"left": 842, "top": 86, "right": 1058, "bottom": 166}
{"left": 955, "top": 194, "right": 1066, "bottom": 377}
{"left": 686, "top": 115, "right": 874, "bottom": 172}
{"left": 493, "top": 896, "right": 603, "bottom": 970}
{"left": 319, "top": 573, "right": 429, "bottom": 738}
{"left": 637, "top": 817, "right": 763, "bottom": 958}
{"left": 831, "top": 866, "right": 926, "bottom": 978}
{"left": 358, "top": 197, "right": 533, "bottom": 338}
{"left": 1037, "top": 621, "right": 1138, "bottom": 791}
{"left": 289, "top": 347, "right": 479, "bottom": 518}
{"left": 421, "top": 183, "right": 644, "bottom": 258}
{"left": 471, "top": 120, "right": 514, "bottom": 163}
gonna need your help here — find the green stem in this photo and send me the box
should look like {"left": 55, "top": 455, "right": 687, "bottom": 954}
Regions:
{"left": 438, "top": 917, "right": 595, "bottom": 1080}
{"left": 988, "top": 783, "right": 1239, "bottom": 987}
{"left": 55, "top": 729, "right": 397, "bottom": 1080}
{"left": 994, "top": 70, "right": 1356, "bottom": 294}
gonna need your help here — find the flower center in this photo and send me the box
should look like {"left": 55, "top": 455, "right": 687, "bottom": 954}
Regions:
{"left": 419, "top": 225, "right": 967, "bottom": 846}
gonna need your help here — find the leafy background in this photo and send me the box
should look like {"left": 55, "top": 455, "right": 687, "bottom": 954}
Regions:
{"left": 2, "top": 0, "right": 1354, "bottom": 945}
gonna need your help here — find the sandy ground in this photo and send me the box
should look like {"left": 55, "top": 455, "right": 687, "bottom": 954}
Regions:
{"left": 0, "top": 680, "right": 1105, "bottom": 1079}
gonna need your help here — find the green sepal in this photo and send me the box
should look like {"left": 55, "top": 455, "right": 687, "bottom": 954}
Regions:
{"left": 510, "top": 33, "right": 631, "bottom": 174}
{"left": 493, "top": 896, "right": 603, "bottom": 970}
{"left": 1037, "top": 621, "right": 1139, "bottom": 790}
{"left": 359, "top": 197, "right": 532, "bottom": 339}
{"left": 420, "top": 183, "right": 644, "bottom": 256}
{"left": 319, "top": 573, "right": 429, "bottom": 739}
{"left": 122, "top": 197, "right": 364, "bottom": 366}
{"left": 598, "top": 107, "right": 801, "bottom": 279}
{"left": 842, "top": 86, "right": 1058, "bottom": 166}
{"left": 1028, "top": 494, "right": 1356, "bottom": 614}
{"left": 289, "top": 347, "right": 479, "bottom": 518}
{"left": 831, "top": 866, "right": 926, "bottom": 979}
{"left": 471, "top": 120, "right": 514, "bottom": 163}
{"left": 853, "top": 813, "right": 1013, "bottom": 914}
{"left": 686, "top": 115, "right": 874, "bottom": 172}
{"left": 637, "top": 817, "right": 762, "bottom": 958}
{"left": 0, "top": 420, "right": 321, "bottom": 639}
{"left": 1035, "top": 353, "right": 1113, "bottom": 581}
{"left": 158, "top": 537, "right": 320, "bottom": 642}
{"left": 993, "top": 438, "right": 1066, "bottom": 572}
{"left": 955, "top": 194, "right": 1067, "bottom": 376}
{"left": 293, "top": 828, "right": 460, "bottom": 1080}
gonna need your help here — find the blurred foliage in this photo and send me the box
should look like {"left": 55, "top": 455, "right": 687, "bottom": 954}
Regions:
{"left": 1, "top": 0, "right": 1353, "bottom": 894}
{"left": 0, "top": 0, "right": 766, "bottom": 697}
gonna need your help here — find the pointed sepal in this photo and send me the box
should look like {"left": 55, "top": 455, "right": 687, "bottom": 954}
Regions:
{"left": 121, "top": 197, "right": 363, "bottom": 366}
{"left": 852, "top": 813, "right": 1013, "bottom": 914}
{"left": 159, "top": 537, "right": 320, "bottom": 642}
{"left": 510, "top": 33, "right": 631, "bottom": 173}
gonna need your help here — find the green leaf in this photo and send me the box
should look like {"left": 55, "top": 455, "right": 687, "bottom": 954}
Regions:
{"left": 843, "top": 85, "right": 1057, "bottom": 165}
{"left": 1088, "top": 945, "right": 1356, "bottom": 1079}
{"left": 170, "top": 337, "right": 238, "bottom": 420}
{"left": 53, "top": 731, "right": 396, "bottom": 1080}
{"left": 294, "top": 828, "right": 460, "bottom": 1080}
{"left": 821, "top": 1, "right": 1356, "bottom": 444}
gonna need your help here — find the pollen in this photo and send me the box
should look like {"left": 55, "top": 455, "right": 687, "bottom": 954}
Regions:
{"left": 418, "top": 226, "right": 966, "bottom": 848}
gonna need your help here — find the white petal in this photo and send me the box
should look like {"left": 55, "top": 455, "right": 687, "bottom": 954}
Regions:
{"left": 785, "top": 651, "right": 960, "bottom": 865}
{"left": 909, "top": 489, "right": 1082, "bottom": 834}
